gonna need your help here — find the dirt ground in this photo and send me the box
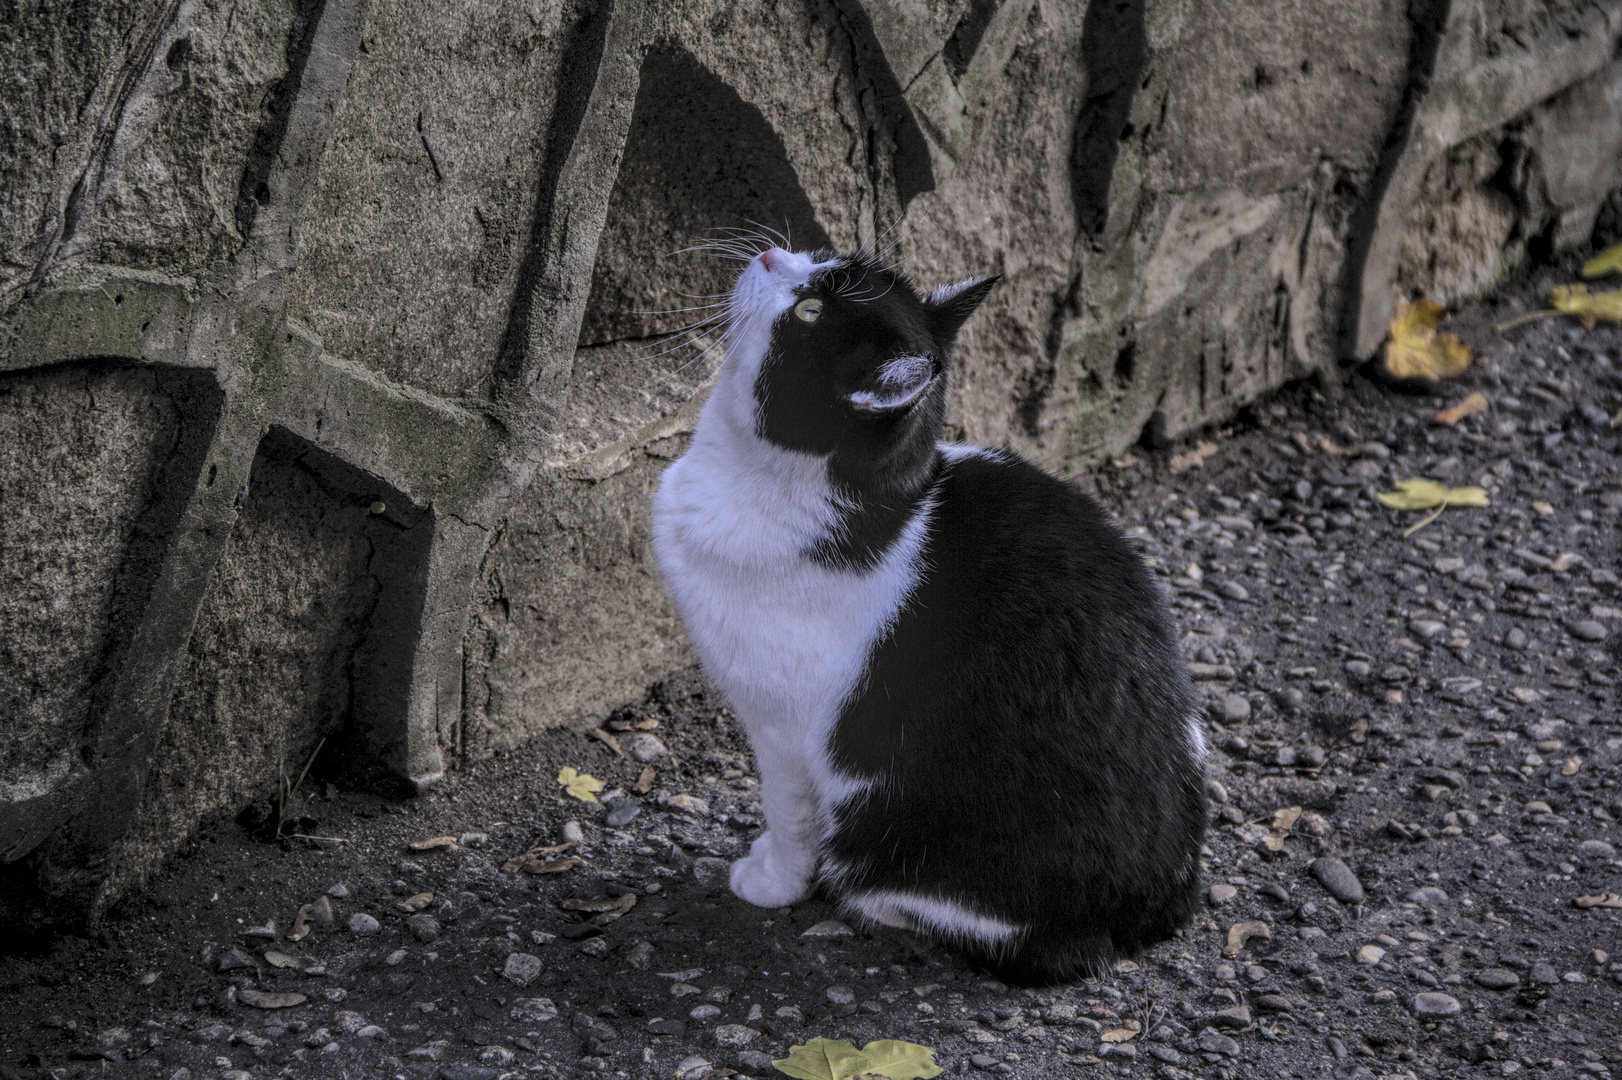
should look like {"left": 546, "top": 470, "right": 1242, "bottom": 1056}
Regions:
{"left": 1, "top": 256, "right": 1619, "bottom": 1080}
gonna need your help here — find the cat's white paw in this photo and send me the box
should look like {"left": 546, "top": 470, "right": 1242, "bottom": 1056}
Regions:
{"left": 729, "top": 831, "right": 814, "bottom": 908}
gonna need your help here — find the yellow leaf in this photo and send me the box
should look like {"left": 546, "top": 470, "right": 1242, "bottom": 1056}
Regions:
{"left": 772, "top": 1037, "right": 943, "bottom": 1080}
{"left": 1433, "top": 392, "right": 1488, "bottom": 427}
{"left": 1262, "top": 805, "right": 1303, "bottom": 852}
{"left": 557, "top": 767, "right": 603, "bottom": 803}
{"left": 1383, "top": 298, "right": 1473, "bottom": 382}
{"left": 1550, "top": 284, "right": 1622, "bottom": 329}
{"left": 1582, "top": 242, "right": 1622, "bottom": 278}
{"left": 1101, "top": 1028, "right": 1138, "bottom": 1043}
{"left": 1376, "top": 479, "right": 1489, "bottom": 511}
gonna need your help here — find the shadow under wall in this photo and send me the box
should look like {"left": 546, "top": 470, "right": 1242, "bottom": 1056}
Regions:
{"left": 578, "top": 44, "right": 831, "bottom": 347}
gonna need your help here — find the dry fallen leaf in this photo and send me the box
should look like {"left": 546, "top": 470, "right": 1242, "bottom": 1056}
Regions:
{"left": 1383, "top": 298, "right": 1473, "bottom": 382}
{"left": 1224, "top": 920, "right": 1271, "bottom": 958}
{"left": 773, "top": 1037, "right": 943, "bottom": 1080}
{"left": 263, "top": 950, "right": 304, "bottom": 970}
{"left": 1434, "top": 392, "right": 1488, "bottom": 427}
{"left": 557, "top": 767, "right": 604, "bottom": 803}
{"left": 1377, "top": 479, "right": 1489, "bottom": 537}
{"left": 562, "top": 893, "right": 637, "bottom": 925}
{"left": 396, "top": 891, "right": 434, "bottom": 913}
{"left": 590, "top": 728, "right": 623, "bottom": 756}
{"left": 1582, "top": 242, "right": 1622, "bottom": 279}
{"left": 1550, "top": 284, "right": 1622, "bottom": 329}
{"left": 1170, "top": 440, "right": 1219, "bottom": 474}
{"left": 501, "top": 840, "right": 577, "bottom": 874}
{"left": 286, "top": 904, "right": 315, "bottom": 943}
{"left": 632, "top": 766, "right": 656, "bottom": 795}
{"left": 409, "top": 835, "right": 458, "bottom": 852}
{"left": 522, "top": 856, "right": 582, "bottom": 875}
{"left": 1101, "top": 1028, "right": 1139, "bottom": 1043}
{"left": 1574, "top": 894, "right": 1622, "bottom": 910}
{"left": 1262, "top": 806, "right": 1304, "bottom": 852}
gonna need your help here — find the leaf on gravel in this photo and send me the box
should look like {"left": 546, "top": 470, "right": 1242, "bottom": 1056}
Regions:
{"left": 562, "top": 893, "right": 638, "bottom": 925}
{"left": 633, "top": 766, "right": 656, "bottom": 795}
{"left": 1581, "top": 242, "right": 1622, "bottom": 278}
{"left": 501, "top": 840, "right": 576, "bottom": 874}
{"left": 1433, "top": 392, "right": 1488, "bottom": 426}
{"left": 590, "top": 728, "right": 623, "bottom": 756}
{"left": 1550, "top": 284, "right": 1622, "bottom": 328}
{"left": 1573, "top": 894, "right": 1622, "bottom": 909}
{"left": 396, "top": 892, "right": 434, "bottom": 913}
{"left": 557, "top": 767, "right": 603, "bottom": 802}
{"left": 1224, "top": 920, "right": 1271, "bottom": 958}
{"left": 263, "top": 950, "right": 304, "bottom": 969}
{"left": 286, "top": 904, "right": 315, "bottom": 943}
{"left": 772, "top": 1037, "right": 942, "bottom": 1080}
{"left": 1169, "top": 440, "right": 1219, "bottom": 474}
{"left": 409, "top": 835, "right": 458, "bottom": 852}
{"left": 1383, "top": 298, "right": 1472, "bottom": 382}
{"left": 1377, "top": 478, "right": 1489, "bottom": 509}
{"left": 238, "top": 989, "right": 308, "bottom": 1009}
{"left": 522, "top": 856, "right": 582, "bottom": 875}
{"left": 1101, "top": 1028, "right": 1138, "bottom": 1043}
{"left": 1262, "top": 806, "right": 1303, "bottom": 852}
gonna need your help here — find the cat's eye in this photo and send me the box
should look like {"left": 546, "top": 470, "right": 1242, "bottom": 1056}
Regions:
{"left": 794, "top": 298, "right": 823, "bottom": 323}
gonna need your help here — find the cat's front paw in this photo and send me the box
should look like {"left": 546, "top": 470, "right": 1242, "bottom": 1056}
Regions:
{"left": 730, "top": 831, "right": 814, "bottom": 908}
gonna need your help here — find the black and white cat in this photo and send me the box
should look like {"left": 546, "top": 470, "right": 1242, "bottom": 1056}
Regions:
{"left": 650, "top": 245, "right": 1206, "bottom": 984}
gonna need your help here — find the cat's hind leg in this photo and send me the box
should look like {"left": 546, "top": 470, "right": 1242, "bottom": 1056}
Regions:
{"left": 730, "top": 740, "right": 819, "bottom": 908}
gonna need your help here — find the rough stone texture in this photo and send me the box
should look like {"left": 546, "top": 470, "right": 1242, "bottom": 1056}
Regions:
{"left": 2, "top": 0, "right": 1620, "bottom": 923}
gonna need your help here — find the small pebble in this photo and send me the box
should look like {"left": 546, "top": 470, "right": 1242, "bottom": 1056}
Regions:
{"left": 623, "top": 733, "right": 669, "bottom": 762}
{"left": 711, "top": 1024, "right": 761, "bottom": 1049}
{"left": 1310, "top": 856, "right": 1365, "bottom": 904}
{"left": 1208, "top": 883, "right": 1238, "bottom": 907}
{"left": 1569, "top": 620, "right": 1608, "bottom": 642}
{"left": 407, "top": 914, "right": 440, "bottom": 943}
{"left": 1414, "top": 992, "right": 1461, "bottom": 1016}
{"left": 502, "top": 953, "right": 543, "bottom": 987}
{"left": 605, "top": 799, "right": 643, "bottom": 828}
{"left": 1216, "top": 694, "right": 1251, "bottom": 723}
{"left": 801, "top": 920, "right": 855, "bottom": 938}
{"left": 347, "top": 913, "right": 380, "bottom": 935}
{"left": 1475, "top": 968, "right": 1520, "bottom": 990}
{"left": 326, "top": 883, "right": 349, "bottom": 898}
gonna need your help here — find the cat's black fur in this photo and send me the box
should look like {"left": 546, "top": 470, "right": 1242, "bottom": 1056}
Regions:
{"left": 655, "top": 246, "right": 1205, "bottom": 986}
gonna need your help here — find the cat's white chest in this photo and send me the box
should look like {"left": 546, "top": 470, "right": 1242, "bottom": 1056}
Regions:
{"left": 650, "top": 431, "right": 924, "bottom": 752}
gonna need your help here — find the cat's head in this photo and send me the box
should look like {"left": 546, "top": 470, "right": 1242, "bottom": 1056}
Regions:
{"left": 722, "top": 247, "right": 996, "bottom": 458}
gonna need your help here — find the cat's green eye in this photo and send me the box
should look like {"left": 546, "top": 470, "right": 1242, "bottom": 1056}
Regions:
{"left": 794, "top": 298, "right": 823, "bottom": 324}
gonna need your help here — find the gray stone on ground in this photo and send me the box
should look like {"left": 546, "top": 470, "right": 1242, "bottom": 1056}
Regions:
{"left": 1216, "top": 694, "right": 1251, "bottom": 723}
{"left": 406, "top": 914, "right": 440, "bottom": 943}
{"left": 346, "top": 912, "right": 380, "bottom": 935}
{"left": 691, "top": 857, "right": 731, "bottom": 888}
{"left": 622, "top": 733, "right": 668, "bottom": 762}
{"left": 1529, "top": 962, "right": 1559, "bottom": 985}
{"left": 1569, "top": 620, "right": 1608, "bottom": 642}
{"left": 1404, "top": 886, "right": 1450, "bottom": 904}
{"left": 1414, "top": 992, "right": 1462, "bottom": 1016}
{"left": 1310, "top": 857, "right": 1364, "bottom": 904}
{"left": 510, "top": 998, "right": 558, "bottom": 1023}
{"left": 1475, "top": 968, "right": 1520, "bottom": 990}
{"left": 502, "top": 953, "right": 543, "bottom": 987}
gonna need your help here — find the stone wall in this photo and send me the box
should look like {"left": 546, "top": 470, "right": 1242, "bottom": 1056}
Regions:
{"left": 2, "top": 0, "right": 1620, "bottom": 923}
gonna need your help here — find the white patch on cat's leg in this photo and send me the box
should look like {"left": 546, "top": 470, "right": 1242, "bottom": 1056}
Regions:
{"left": 730, "top": 743, "right": 819, "bottom": 908}
{"left": 845, "top": 889, "right": 1023, "bottom": 945}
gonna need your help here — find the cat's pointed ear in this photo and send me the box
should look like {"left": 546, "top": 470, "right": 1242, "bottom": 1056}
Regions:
{"left": 925, "top": 276, "right": 999, "bottom": 343}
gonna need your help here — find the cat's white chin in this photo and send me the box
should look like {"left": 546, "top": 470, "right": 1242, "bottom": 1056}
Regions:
{"left": 729, "top": 831, "right": 815, "bottom": 908}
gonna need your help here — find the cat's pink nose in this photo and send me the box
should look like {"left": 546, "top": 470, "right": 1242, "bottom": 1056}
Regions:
{"left": 758, "top": 247, "right": 785, "bottom": 272}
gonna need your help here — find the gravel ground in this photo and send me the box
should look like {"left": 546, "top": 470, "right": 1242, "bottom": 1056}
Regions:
{"left": 1, "top": 258, "right": 1618, "bottom": 1080}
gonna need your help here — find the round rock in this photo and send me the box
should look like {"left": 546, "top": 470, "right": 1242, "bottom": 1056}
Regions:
{"left": 1208, "top": 883, "right": 1238, "bottom": 907}
{"left": 346, "top": 913, "right": 381, "bottom": 935}
{"left": 1216, "top": 694, "right": 1251, "bottom": 724}
{"left": 1310, "top": 857, "right": 1365, "bottom": 904}
{"left": 1413, "top": 992, "right": 1461, "bottom": 1017}
{"left": 1474, "top": 968, "right": 1519, "bottom": 990}
{"left": 1577, "top": 839, "right": 1616, "bottom": 859}
{"left": 1569, "top": 621, "right": 1609, "bottom": 642}
{"left": 605, "top": 799, "right": 643, "bottom": 828}
{"left": 510, "top": 998, "right": 558, "bottom": 1023}
{"left": 711, "top": 1024, "right": 760, "bottom": 1049}
{"left": 407, "top": 914, "right": 440, "bottom": 943}
{"left": 622, "top": 733, "right": 668, "bottom": 763}
{"left": 502, "top": 952, "right": 544, "bottom": 987}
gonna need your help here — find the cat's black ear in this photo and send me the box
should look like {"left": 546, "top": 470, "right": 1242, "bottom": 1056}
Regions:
{"left": 846, "top": 354, "right": 937, "bottom": 415}
{"left": 925, "top": 276, "right": 999, "bottom": 344}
